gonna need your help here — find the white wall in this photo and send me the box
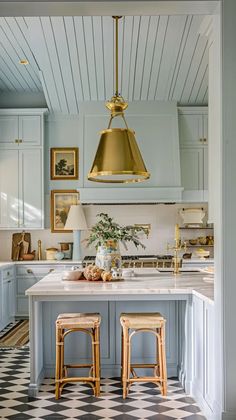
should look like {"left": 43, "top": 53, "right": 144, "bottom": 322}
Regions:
{"left": 0, "top": 202, "right": 208, "bottom": 261}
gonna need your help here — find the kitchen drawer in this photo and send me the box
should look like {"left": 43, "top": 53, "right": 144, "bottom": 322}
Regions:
{"left": 2, "top": 266, "right": 15, "bottom": 280}
{"left": 16, "top": 297, "right": 29, "bottom": 315}
{"left": 16, "top": 265, "right": 59, "bottom": 278}
{"left": 17, "top": 277, "right": 38, "bottom": 295}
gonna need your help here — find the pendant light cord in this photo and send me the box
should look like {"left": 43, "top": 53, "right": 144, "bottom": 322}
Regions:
{"left": 114, "top": 16, "right": 122, "bottom": 97}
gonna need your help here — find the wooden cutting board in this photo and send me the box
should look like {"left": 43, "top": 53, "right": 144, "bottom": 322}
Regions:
{"left": 11, "top": 232, "right": 31, "bottom": 261}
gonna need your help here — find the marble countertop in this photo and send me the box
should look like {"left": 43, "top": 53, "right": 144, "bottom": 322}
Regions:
{"left": 25, "top": 268, "right": 214, "bottom": 304}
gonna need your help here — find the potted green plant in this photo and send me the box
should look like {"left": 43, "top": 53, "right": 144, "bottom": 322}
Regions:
{"left": 85, "top": 213, "right": 147, "bottom": 270}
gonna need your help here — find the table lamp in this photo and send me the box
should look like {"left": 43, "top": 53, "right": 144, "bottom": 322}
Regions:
{"left": 64, "top": 204, "right": 88, "bottom": 261}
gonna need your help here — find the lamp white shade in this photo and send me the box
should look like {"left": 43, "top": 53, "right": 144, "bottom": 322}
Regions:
{"left": 64, "top": 205, "right": 88, "bottom": 231}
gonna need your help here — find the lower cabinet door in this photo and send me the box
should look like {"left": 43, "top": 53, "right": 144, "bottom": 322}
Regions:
{"left": 2, "top": 279, "right": 10, "bottom": 327}
{"left": 204, "top": 302, "right": 215, "bottom": 409}
{"left": 192, "top": 295, "right": 204, "bottom": 395}
{"left": 2, "top": 278, "right": 15, "bottom": 328}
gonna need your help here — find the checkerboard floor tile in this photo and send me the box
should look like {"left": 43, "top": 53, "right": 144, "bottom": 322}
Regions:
{"left": 0, "top": 347, "right": 206, "bottom": 419}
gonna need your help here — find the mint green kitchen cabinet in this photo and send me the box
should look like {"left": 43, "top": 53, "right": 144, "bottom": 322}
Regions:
{"left": 0, "top": 109, "right": 46, "bottom": 229}
{"left": 0, "top": 148, "right": 43, "bottom": 229}
{"left": 179, "top": 107, "right": 208, "bottom": 202}
{"left": 0, "top": 267, "right": 15, "bottom": 330}
{"left": 192, "top": 294, "right": 215, "bottom": 416}
{"left": 0, "top": 111, "right": 44, "bottom": 148}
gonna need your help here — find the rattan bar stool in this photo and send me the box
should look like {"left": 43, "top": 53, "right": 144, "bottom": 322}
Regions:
{"left": 55, "top": 313, "right": 101, "bottom": 399}
{"left": 120, "top": 312, "right": 167, "bottom": 399}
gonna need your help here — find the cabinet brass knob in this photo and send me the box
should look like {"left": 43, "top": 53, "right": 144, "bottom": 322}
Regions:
{"left": 8, "top": 280, "right": 11, "bottom": 283}
{"left": 27, "top": 269, "right": 33, "bottom": 274}
{"left": 15, "top": 139, "right": 19, "bottom": 143}
{"left": 49, "top": 268, "right": 54, "bottom": 273}
{"left": 18, "top": 139, "right": 23, "bottom": 143}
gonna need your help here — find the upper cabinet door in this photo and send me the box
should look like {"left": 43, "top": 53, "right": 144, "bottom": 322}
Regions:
{"left": 0, "top": 149, "right": 19, "bottom": 228}
{"left": 19, "top": 116, "right": 41, "bottom": 146}
{"left": 0, "top": 116, "right": 18, "bottom": 147}
{"left": 180, "top": 148, "right": 204, "bottom": 190}
{"left": 179, "top": 113, "right": 204, "bottom": 146}
{"left": 19, "top": 149, "right": 43, "bottom": 229}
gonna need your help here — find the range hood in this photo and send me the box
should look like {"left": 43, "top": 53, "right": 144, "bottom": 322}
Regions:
{"left": 80, "top": 101, "right": 183, "bottom": 203}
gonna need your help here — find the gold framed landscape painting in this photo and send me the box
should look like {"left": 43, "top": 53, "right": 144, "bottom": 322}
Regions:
{"left": 51, "top": 190, "right": 80, "bottom": 232}
{"left": 50, "top": 147, "right": 79, "bottom": 180}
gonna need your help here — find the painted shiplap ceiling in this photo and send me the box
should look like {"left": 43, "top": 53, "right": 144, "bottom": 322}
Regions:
{"left": 0, "top": 15, "right": 209, "bottom": 113}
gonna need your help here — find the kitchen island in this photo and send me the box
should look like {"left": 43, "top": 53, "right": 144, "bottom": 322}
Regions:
{"left": 25, "top": 268, "right": 214, "bottom": 417}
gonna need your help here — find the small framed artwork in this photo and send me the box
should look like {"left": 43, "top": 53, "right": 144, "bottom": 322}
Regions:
{"left": 50, "top": 147, "right": 79, "bottom": 180}
{"left": 51, "top": 190, "right": 80, "bottom": 233}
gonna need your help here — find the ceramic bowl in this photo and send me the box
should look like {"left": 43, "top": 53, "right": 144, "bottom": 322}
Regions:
{"left": 198, "top": 236, "right": 207, "bottom": 245}
{"left": 62, "top": 270, "right": 83, "bottom": 281}
{"left": 189, "top": 239, "right": 198, "bottom": 245}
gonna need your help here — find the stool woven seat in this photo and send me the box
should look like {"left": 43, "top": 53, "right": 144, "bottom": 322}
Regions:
{"left": 120, "top": 312, "right": 164, "bottom": 329}
{"left": 56, "top": 313, "right": 101, "bottom": 329}
{"left": 55, "top": 312, "right": 101, "bottom": 399}
{"left": 120, "top": 312, "right": 167, "bottom": 399}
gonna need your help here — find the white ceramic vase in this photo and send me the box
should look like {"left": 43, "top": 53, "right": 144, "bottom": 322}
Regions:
{"left": 95, "top": 240, "right": 122, "bottom": 271}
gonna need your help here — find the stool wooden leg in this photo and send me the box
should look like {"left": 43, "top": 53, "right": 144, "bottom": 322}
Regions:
{"left": 121, "top": 329, "right": 124, "bottom": 380}
{"left": 60, "top": 329, "right": 65, "bottom": 379}
{"left": 122, "top": 326, "right": 129, "bottom": 399}
{"left": 157, "top": 329, "right": 163, "bottom": 392}
{"left": 94, "top": 325, "right": 100, "bottom": 397}
{"left": 55, "top": 325, "right": 61, "bottom": 399}
{"left": 155, "top": 328, "right": 160, "bottom": 377}
{"left": 160, "top": 323, "right": 167, "bottom": 396}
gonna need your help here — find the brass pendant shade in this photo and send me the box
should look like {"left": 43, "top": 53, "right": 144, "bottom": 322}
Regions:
{"left": 87, "top": 16, "right": 150, "bottom": 184}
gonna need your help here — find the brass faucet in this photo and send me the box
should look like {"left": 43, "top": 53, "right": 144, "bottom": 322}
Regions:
{"left": 167, "top": 224, "right": 187, "bottom": 275}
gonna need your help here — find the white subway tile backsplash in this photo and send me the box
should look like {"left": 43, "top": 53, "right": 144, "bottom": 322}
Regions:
{"left": 0, "top": 203, "right": 208, "bottom": 261}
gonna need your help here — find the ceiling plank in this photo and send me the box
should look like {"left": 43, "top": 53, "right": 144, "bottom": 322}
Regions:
{"left": 64, "top": 16, "right": 84, "bottom": 103}
{"left": 102, "top": 16, "right": 114, "bottom": 99}
{"left": 74, "top": 16, "right": 91, "bottom": 100}
{"left": 140, "top": 15, "right": 159, "bottom": 100}
{"left": 26, "top": 16, "right": 62, "bottom": 112}
{"left": 92, "top": 16, "right": 105, "bottom": 99}
{"left": 170, "top": 15, "right": 204, "bottom": 102}
{"left": 50, "top": 16, "right": 79, "bottom": 113}
{"left": 147, "top": 15, "right": 169, "bottom": 100}
{"left": 155, "top": 15, "right": 187, "bottom": 100}
{"left": 83, "top": 16, "right": 98, "bottom": 100}
{"left": 133, "top": 16, "right": 150, "bottom": 100}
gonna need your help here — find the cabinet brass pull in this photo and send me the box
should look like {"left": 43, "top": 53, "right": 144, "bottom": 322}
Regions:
{"left": 204, "top": 138, "right": 207, "bottom": 143}
{"left": 27, "top": 269, "right": 33, "bottom": 274}
{"left": 7, "top": 271, "right": 10, "bottom": 276}
{"left": 49, "top": 268, "right": 54, "bottom": 273}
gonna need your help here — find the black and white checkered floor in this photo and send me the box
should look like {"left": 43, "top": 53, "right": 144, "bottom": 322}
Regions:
{"left": 0, "top": 346, "right": 206, "bottom": 419}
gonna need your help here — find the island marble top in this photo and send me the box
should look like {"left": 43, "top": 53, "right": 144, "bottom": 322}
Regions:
{"left": 25, "top": 268, "right": 214, "bottom": 303}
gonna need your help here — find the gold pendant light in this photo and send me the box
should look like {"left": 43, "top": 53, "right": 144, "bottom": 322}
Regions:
{"left": 87, "top": 16, "right": 150, "bottom": 183}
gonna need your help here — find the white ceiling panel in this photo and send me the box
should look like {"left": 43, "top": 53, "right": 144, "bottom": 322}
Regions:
{"left": 0, "top": 15, "right": 210, "bottom": 113}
